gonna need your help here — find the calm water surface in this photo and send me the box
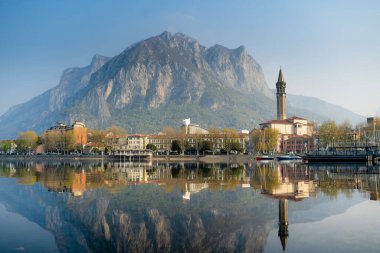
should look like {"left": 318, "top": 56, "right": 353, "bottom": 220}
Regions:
{"left": 0, "top": 160, "right": 380, "bottom": 253}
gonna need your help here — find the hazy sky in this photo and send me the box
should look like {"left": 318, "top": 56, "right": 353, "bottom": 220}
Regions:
{"left": 1, "top": 0, "right": 379, "bottom": 116}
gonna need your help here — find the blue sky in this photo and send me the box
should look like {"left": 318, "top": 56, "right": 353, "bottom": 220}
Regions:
{"left": 0, "top": 0, "right": 379, "bottom": 116}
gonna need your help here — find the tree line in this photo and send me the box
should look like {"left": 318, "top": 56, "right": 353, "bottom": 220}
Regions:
{"left": 1, "top": 125, "right": 128, "bottom": 154}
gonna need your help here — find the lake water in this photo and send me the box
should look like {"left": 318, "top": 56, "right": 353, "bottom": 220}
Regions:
{"left": 0, "top": 160, "right": 380, "bottom": 253}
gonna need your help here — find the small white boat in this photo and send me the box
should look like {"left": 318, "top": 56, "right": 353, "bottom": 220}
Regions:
{"left": 277, "top": 152, "right": 302, "bottom": 161}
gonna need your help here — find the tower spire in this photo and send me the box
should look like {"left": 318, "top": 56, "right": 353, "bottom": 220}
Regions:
{"left": 278, "top": 68, "right": 285, "bottom": 82}
{"left": 276, "top": 67, "right": 287, "bottom": 120}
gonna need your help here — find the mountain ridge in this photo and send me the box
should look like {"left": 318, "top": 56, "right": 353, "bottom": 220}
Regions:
{"left": 0, "top": 31, "right": 364, "bottom": 139}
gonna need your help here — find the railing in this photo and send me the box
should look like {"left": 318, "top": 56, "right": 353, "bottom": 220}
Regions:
{"left": 307, "top": 150, "right": 368, "bottom": 156}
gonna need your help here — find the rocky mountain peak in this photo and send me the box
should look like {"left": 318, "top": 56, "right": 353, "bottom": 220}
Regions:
{"left": 90, "top": 54, "right": 110, "bottom": 71}
{"left": 234, "top": 45, "right": 247, "bottom": 55}
{"left": 154, "top": 31, "right": 201, "bottom": 52}
{"left": 159, "top": 30, "right": 172, "bottom": 40}
{"left": 1, "top": 31, "right": 362, "bottom": 139}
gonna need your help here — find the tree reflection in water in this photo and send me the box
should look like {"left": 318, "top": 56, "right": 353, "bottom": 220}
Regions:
{"left": 0, "top": 160, "right": 379, "bottom": 253}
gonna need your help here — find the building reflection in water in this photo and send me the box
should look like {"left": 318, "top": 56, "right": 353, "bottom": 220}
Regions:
{"left": 72, "top": 171, "right": 86, "bottom": 197}
{"left": 3, "top": 160, "right": 380, "bottom": 251}
{"left": 370, "top": 174, "right": 379, "bottom": 200}
{"left": 257, "top": 161, "right": 316, "bottom": 251}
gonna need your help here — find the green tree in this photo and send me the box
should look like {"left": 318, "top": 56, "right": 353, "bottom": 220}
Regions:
{"left": 200, "top": 140, "right": 214, "bottom": 153}
{"left": 336, "top": 121, "right": 354, "bottom": 147}
{"left": 171, "top": 140, "right": 182, "bottom": 154}
{"left": 251, "top": 128, "right": 279, "bottom": 153}
{"left": 41, "top": 131, "right": 61, "bottom": 153}
{"left": 87, "top": 129, "right": 106, "bottom": 143}
{"left": 264, "top": 128, "right": 279, "bottom": 152}
{"left": 317, "top": 120, "right": 338, "bottom": 149}
{"left": 16, "top": 131, "right": 38, "bottom": 153}
{"left": 1, "top": 141, "right": 12, "bottom": 153}
{"left": 251, "top": 129, "right": 265, "bottom": 153}
{"left": 65, "top": 130, "right": 75, "bottom": 152}
{"left": 228, "top": 141, "right": 243, "bottom": 152}
{"left": 146, "top": 143, "right": 157, "bottom": 151}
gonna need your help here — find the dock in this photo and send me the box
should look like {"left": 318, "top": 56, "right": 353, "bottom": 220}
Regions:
{"left": 303, "top": 150, "right": 379, "bottom": 164}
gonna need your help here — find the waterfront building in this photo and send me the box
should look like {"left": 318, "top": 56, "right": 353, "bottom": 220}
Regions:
{"left": 148, "top": 128, "right": 249, "bottom": 153}
{"left": 363, "top": 117, "right": 380, "bottom": 145}
{"left": 281, "top": 135, "right": 313, "bottom": 153}
{"left": 116, "top": 134, "right": 149, "bottom": 150}
{"left": 71, "top": 121, "right": 87, "bottom": 146}
{"left": 255, "top": 69, "right": 314, "bottom": 153}
{"left": 181, "top": 118, "right": 209, "bottom": 134}
{"left": 71, "top": 172, "right": 86, "bottom": 197}
{"left": 45, "top": 121, "right": 87, "bottom": 147}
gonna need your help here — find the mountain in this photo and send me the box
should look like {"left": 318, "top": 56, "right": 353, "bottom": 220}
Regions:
{"left": 0, "top": 31, "right": 363, "bottom": 139}
{"left": 286, "top": 94, "right": 365, "bottom": 125}
{"left": 0, "top": 54, "right": 110, "bottom": 138}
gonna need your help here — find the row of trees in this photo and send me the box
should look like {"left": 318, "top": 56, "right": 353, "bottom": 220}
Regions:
{"left": 6, "top": 125, "right": 129, "bottom": 154}
{"left": 6, "top": 119, "right": 378, "bottom": 154}
{"left": 0, "top": 140, "right": 14, "bottom": 154}
{"left": 314, "top": 119, "right": 380, "bottom": 149}
{"left": 15, "top": 131, "right": 40, "bottom": 153}
{"left": 170, "top": 139, "right": 243, "bottom": 155}
{"left": 152, "top": 126, "right": 246, "bottom": 155}
{"left": 147, "top": 139, "right": 244, "bottom": 155}
{"left": 41, "top": 130, "right": 77, "bottom": 153}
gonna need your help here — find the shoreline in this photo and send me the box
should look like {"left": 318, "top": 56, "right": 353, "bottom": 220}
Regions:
{"left": 0, "top": 154, "right": 255, "bottom": 164}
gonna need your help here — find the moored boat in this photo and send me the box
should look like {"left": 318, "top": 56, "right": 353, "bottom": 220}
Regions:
{"left": 277, "top": 152, "right": 302, "bottom": 161}
{"left": 256, "top": 154, "right": 274, "bottom": 161}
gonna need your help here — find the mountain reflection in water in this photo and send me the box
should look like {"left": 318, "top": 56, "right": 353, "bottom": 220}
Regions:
{"left": 0, "top": 160, "right": 380, "bottom": 253}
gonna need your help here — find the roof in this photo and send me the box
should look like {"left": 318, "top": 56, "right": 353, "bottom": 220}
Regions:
{"left": 260, "top": 120, "right": 293, "bottom": 125}
{"left": 287, "top": 116, "right": 307, "bottom": 120}
{"left": 260, "top": 116, "right": 311, "bottom": 125}
{"left": 127, "top": 134, "right": 148, "bottom": 138}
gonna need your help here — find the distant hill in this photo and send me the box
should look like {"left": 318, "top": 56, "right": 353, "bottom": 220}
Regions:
{"left": 286, "top": 93, "right": 365, "bottom": 125}
{"left": 0, "top": 31, "right": 364, "bottom": 139}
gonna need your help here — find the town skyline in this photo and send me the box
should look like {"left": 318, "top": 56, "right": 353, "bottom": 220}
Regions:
{"left": 1, "top": 1, "right": 380, "bottom": 117}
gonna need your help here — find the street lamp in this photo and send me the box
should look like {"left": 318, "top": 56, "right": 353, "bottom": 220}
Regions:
{"left": 332, "top": 136, "right": 335, "bottom": 155}
{"left": 317, "top": 134, "right": 320, "bottom": 154}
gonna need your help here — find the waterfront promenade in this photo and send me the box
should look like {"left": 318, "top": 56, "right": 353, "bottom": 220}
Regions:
{"left": 0, "top": 153, "right": 255, "bottom": 164}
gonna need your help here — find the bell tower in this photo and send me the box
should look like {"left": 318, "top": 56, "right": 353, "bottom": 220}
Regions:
{"left": 276, "top": 68, "right": 287, "bottom": 120}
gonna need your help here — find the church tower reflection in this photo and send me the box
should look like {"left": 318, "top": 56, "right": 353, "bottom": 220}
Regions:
{"left": 256, "top": 161, "right": 315, "bottom": 251}
{"left": 278, "top": 198, "right": 289, "bottom": 251}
